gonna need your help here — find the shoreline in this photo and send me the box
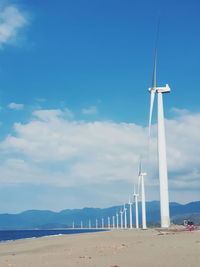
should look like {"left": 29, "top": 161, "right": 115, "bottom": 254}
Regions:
{"left": 0, "top": 228, "right": 109, "bottom": 243}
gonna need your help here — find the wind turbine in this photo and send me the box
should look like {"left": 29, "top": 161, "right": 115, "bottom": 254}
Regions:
{"left": 123, "top": 204, "right": 127, "bottom": 229}
{"left": 148, "top": 40, "right": 170, "bottom": 228}
{"left": 116, "top": 212, "right": 119, "bottom": 229}
{"left": 112, "top": 215, "right": 115, "bottom": 229}
{"left": 128, "top": 195, "right": 133, "bottom": 229}
{"left": 108, "top": 216, "right": 110, "bottom": 229}
{"left": 133, "top": 184, "right": 139, "bottom": 229}
{"left": 102, "top": 218, "right": 104, "bottom": 229}
{"left": 120, "top": 209, "right": 123, "bottom": 229}
{"left": 138, "top": 161, "right": 147, "bottom": 229}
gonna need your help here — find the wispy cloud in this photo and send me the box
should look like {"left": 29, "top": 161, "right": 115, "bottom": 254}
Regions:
{"left": 0, "top": 4, "right": 28, "bottom": 47}
{"left": 33, "top": 108, "right": 74, "bottom": 122}
{"left": 170, "top": 107, "right": 190, "bottom": 116}
{"left": 35, "top": 98, "right": 46, "bottom": 103}
{"left": 82, "top": 106, "right": 98, "bottom": 115}
{"left": 8, "top": 102, "right": 24, "bottom": 110}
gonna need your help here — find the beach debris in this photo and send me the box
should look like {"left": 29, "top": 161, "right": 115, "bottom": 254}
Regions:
{"left": 79, "top": 255, "right": 92, "bottom": 259}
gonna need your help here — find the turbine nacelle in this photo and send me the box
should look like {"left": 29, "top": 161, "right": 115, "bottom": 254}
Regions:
{"left": 148, "top": 84, "right": 170, "bottom": 94}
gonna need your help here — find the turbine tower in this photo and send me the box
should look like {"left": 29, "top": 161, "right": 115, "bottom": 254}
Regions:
{"left": 138, "top": 162, "right": 147, "bottom": 229}
{"left": 120, "top": 209, "right": 123, "bottom": 229}
{"left": 133, "top": 184, "right": 139, "bottom": 229}
{"left": 102, "top": 218, "right": 104, "bottom": 229}
{"left": 108, "top": 216, "right": 110, "bottom": 229}
{"left": 124, "top": 204, "right": 127, "bottom": 229}
{"left": 116, "top": 212, "right": 119, "bottom": 229}
{"left": 112, "top": 215, "right": 115, "bottom": 229}
{"left": 128, "top": 195, "right": 133, "bottom": 229}
{"left": 148, "top": 45, "right": 170, "bottom": 228}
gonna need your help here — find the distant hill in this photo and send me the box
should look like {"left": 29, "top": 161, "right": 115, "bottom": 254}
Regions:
{"left": 0, "top": 201, "right": 199, "bottom": 230}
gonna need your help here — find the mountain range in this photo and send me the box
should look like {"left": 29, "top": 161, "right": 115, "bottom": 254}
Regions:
{"left": 0, "top": 201, "right": 199, "bottom": 230}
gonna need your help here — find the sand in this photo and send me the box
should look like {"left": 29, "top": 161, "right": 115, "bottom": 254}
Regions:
{"left": 0, "top": 228, "right": 200, "bottom": 267}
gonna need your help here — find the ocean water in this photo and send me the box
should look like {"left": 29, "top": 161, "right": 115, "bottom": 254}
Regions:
{"left": 0, "top": 229, "right": 106, "bottom": 242}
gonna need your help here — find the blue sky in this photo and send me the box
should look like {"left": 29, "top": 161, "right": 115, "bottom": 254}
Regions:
{"left": 0, "top": 0, "right": 200, "bottom": 213}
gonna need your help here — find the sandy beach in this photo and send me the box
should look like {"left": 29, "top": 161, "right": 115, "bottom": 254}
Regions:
{"left": 0, "top": 228, "right": 199, "bottom": 267}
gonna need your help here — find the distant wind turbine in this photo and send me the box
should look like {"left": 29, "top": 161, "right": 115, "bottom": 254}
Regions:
{"left": 116, "top": 212, "right": 119, "bottom": 229}
{"left": 102, "top": 218, "right": 104, "bottom": 229}
{"left": 120, "top": 209, "right": 123, "bottom": 229}
{"left": 133, "top": 184, "right": 139, "bottom": 229}
{"left": 128, "top": 195, "right": 133, "bottom": 229}
{"left": 108, "top": 216, "right": 110, "bottom": 229}
{"left": 124, "top": 204, "right": 127, "bottom": 229}
{"left": 138, "top": 161, "right": 147, "bottom": 229}
{"left": 112, "top": 215, "right": 115, "bottom": 229}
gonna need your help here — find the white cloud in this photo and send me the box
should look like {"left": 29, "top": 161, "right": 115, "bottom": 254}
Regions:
{"left": 33, "top": 108, "right": 74, "bottom": 121}
{"left": 0, "top": 108, "right": 200, "bottom": 203}
{"left": 35, "top": 98, "right": 46, "bottom": 103}
{"left": 170, "top": 107, "right": 189, "bottom": 116}
{"left": 0, "top": 4, "right": 28, "bottom": 47}
{"left": 8, "top": 102, "right": 24, "bottom": 110}
{"left": 33, "top": 109, "right": 64, "bottom": 121}
{"left": 82, "top": 106, "right": 98, "bottom": 115}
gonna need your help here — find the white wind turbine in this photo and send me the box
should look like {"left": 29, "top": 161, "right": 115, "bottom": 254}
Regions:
{"left": 112, "top": 215, "right": 115, "bottom": 229}
{"left": 128, "top": 195, "right": 133, "bottom": 229}
{"left": 148, "top": 46, "right": 170, "bottom": 228}
{"left": 101, "top": 218, "right": 104, "bottom": 229}
{"left": 123, "top": 204, "right": 127, "bottom": 229}
{"left": 108, "top": 216, "right": 110, "bottom": 229}
{"left": 133, "top": 184, "right": 139, "bottom": 229}
{"left": 116, "top": 212, "right": 119, "bottom": 229}
{"left": 120, "top": 209, "right": 123, "bottom": 229}
{"left": 138, "top": 161, "right": 147, "bottom": 230}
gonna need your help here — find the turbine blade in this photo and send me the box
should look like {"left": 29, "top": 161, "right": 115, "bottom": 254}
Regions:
{"left": 152, "top": 54, "right": 157, "bottom": 89}
{"left": 148, "top": 90, "right": 155, "bottom": 137}
{"left": 149, "top": 24, "right": 158, "bottom": 137}
{"left": 152, "top": 20, "right": 159, "bottom": 88}
{"left": 138, "top": 157, "right": 142, "bottom": 175}
{"left": 138, "top": 174, "right": 141, "bottom": 196}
